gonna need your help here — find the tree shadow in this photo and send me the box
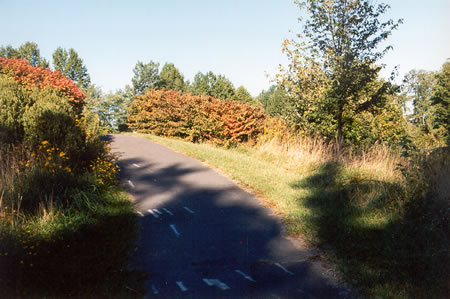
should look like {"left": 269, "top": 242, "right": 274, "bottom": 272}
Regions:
{"left": 0, "top": 190, "right": 146, "bottom": 298}
{"left": 116, "top": 153, "right": 351, "bottom": 298}
{"left": 292, "top": 160, "right": 448, "bottom": 297}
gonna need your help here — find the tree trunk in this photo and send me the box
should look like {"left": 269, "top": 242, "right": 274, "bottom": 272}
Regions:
{"left": 337, "top": 105, "right": 343, "bottom": 152}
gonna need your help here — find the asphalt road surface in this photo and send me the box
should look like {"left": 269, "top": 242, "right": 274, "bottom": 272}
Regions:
{"left": 111, "top": 134, "right": 351, "bottom": 298}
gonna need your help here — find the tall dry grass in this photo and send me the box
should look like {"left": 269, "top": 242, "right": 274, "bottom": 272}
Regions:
{"left": 0, "top": 145, "right": 27, "bottom": 230}
{"left": 256, "top": 130, "right": 403, "bottom": 183}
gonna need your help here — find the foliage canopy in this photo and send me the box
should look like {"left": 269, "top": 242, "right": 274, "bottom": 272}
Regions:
{"left": 279, "top": 0, "right": 403, "bottom": 147}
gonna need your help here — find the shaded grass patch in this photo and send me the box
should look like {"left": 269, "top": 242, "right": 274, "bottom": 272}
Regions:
{"left": 0, "top": 187, "right": 145, "bottom": 298}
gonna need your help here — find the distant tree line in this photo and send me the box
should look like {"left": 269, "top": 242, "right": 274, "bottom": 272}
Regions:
{"left": 1, "top": 42, "right": 259, "bottom": 133}
{"left": 3, "top": 35, "right": 447, "bottom": 148}
{"left": 127, "top": 60, "right": 255, "bottom": 104}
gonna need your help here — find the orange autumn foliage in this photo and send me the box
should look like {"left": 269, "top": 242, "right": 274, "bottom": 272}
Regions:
{"left": 128, "top": 89, "right": 266, "bottom": 146}
{"left": 0, "top": 57, "right": 85, "bottom": 114}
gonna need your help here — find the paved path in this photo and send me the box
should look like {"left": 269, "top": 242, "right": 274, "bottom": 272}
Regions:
{"left": 111, "top": 134, "right": 351, "bottom": 298}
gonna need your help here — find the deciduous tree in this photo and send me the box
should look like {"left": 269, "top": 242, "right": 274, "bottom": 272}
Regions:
{"left": 131, "top": 60, "right": 159, "bottom": 96}
{"left": 191, "top": 71, "right": 235, "bottom": 100}
{"left": 158, "top": 63, "right": 187, "bottom": 92}
{"left": 431, "top": 60, "right": 450, "bottom": 144}
{"left": 52, "top": 47, "right": 91, "bottom": 89}
{"left": 257, "top": 85, "right": 291, "bottom": 117}
{"left": 403, "top": 70, "right": 436, "bottom": 132}
{"left": 233, "top": 86, "right": 254, "bottom": 104}
{"left": 280, "top": 0, "right": 402, "bottom": 147}
{"left": 0, "top": 42, "right": 48, "bottom": 67}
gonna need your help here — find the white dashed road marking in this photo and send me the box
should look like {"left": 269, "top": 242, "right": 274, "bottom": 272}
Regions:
{"left": 275, "top": 263, "right": 295, "bottom": 275}
{"left": 176, "top": 281, "right": 188, "bottom": 292}
{"left": 151, "top": 284, "right": 159, "bottom": 295}
{"left": 170, "top": 224, "right": 181, "bottom": 237}
{"left": 235, "top": 270, "right": 256, "bottom": 282}
{"left": 202, "top": 278, "right": 230, "bottom": 290}
{"left": 147, "top": 209, "right": 159, "bottom": 219}
{"left": 203, "top": 278, "right": 214, "bottom": 286}
{"left": 133, "top": 163, "right": 140, "bottom": 168}
{"left": 163, "top": 208, "right": 174, "bottom": 215}
{"left": 153, "top": 209, "right": 163, "bottom": 215}
{"left": 127, "top": 180, "right": 135, "bottom": 188}
{"left": 184, "top": 206, "right": 195, "bottom": 214}
{"left": 136, "top": 211, "right": 144, "bottom": 217}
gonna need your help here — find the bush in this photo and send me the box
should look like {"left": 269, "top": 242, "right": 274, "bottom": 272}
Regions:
{"left": 0, "top": 76, "right": 31, "bottom": 143}
{"left": 128, "top": 89, "right": 266, "bottom": 146}
{"left": 0, "top": 58, "right": 85, "bottom": 114}
{"left": 0, "top": 58, "right": 88, "bottom": 150}
{"left": 22, "top": 89, "right": 86, "bottom": 150}
{"left": 0, "top": 58, "right": 140, "bottom": 296}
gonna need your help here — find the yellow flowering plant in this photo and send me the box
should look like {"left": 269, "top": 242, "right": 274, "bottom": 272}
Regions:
{"left": 24, "top": 140, "right": 73, "bottom": 175}
{"left": 89, "top": 144, "right": 120, "bottom": 187}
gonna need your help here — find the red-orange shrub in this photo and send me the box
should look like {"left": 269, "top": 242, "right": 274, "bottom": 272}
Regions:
{"left": 0, "top": 58, "right": 85, "bottom": 114}
{"left": 128, "top": 89, "right": 266, "bottom": 146}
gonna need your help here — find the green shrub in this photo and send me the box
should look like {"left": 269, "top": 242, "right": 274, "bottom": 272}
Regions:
{"left": 0, "top": 76, "right": 32, "bottom": 143}
{"left": 0, "top": 59, "right": 139, "bottom": 296}
{"left": 22, "top": 88, "right": 86, "bottom": 151}
{"left": 0, "top": 75, "right": 87, "bottom": 156}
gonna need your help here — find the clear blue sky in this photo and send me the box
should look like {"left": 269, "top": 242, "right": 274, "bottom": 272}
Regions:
{"left": 1, "top": 0, "right": 449, "bottom": 96}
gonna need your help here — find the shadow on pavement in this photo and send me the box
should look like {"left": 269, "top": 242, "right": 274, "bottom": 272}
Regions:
{"left": 117, "top": 154, "right": 350, "bottom": 298}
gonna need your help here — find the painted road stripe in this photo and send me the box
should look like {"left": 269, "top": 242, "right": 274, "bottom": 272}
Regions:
{"left": 176, "top": 281, "right": 188, "bottom": 292}
{"left": 235, "top": 270, "right": 256, "bottom": 282}
{"left": 203, "top": 278, "right": 213, "bottom": 286}
{"left": 184, "top": 206, "right": 195, "bottom": 214}
{"left": 147, "top": 209, "right": 159, "bottom": 219}
{"left": 151, "top": 284, "right": 159, "bottom": 295}
{"left": 163, "top": 208, "right": 174, "bottom": 215}
{"left": 127, "top": 180, "right": 135, "bottom": 188}
{"left": 136, "top": 211, "right": 144, "bottom": 217}
{"left": 153, "top": 209, "right": 163, "bottom": 215}
{"left": 170, "top": 224, "right": 181, "bottom": 237}
{"left": 203, "top": 279, "right": 230, "bottom": 290}
{"left": 275, "top": 263, "right": 295, "bottom": 275}
{"left": 133, "top": 163, "right": 140, "bottom": 168}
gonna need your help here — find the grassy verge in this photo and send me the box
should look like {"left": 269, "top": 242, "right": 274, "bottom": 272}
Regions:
{"left": 0, "top": 186, "right": 144, "bottom": 298}
{"left": 0, "top": 142, "right": 145, "bottom": 298}
{"left": 138, "top": 133, "right": 448, "bottom": 298}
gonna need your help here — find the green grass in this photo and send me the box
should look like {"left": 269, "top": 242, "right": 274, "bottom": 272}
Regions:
{"left": 139, "top": 133, "right": 448, "bottom": 299}
{"left": 0, "top": 186, "right": 145, "bottom": 298}
{"left": 138, "top": 134, "right": 312, "bottom": 230}
{"left": 0, "top": 139, "right": 146, "bottom": 297}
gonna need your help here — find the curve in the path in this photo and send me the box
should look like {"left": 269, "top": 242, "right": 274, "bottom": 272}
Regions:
{"left": 111, "top": 134, "right": 351, "bottom": 298}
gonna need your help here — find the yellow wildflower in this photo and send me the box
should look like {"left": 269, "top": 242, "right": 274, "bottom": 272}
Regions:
{"left": 41, "top": 141, "right": 48, "bottom": 145}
